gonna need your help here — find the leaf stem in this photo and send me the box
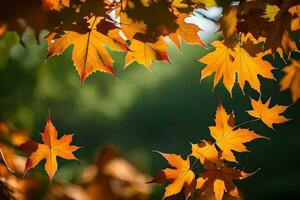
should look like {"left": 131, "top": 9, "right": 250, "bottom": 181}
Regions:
{"left": 190, "top": 158, "right": 199, "bottom": 171}
{"left": 233, "top": 118, "right": 260, "bottom": 130}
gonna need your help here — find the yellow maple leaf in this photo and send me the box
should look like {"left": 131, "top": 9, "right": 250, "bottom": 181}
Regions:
{"left": 191, "top": 140, "right": 219, "bottom": 165}
{"left": 209, "top": 103, "right": 264, "bottom": 162}
{"left": 47, "top": 17, "right": 126, "bottom": 84}
{"left": 120, "top": 12, "right": 147, "bottom": 40}
{"left": 232, "top": 44, "right": 275, "bottom": 93}
{"left": 125, "top": 37, "right": 170, "bottom": 68}
{"left": 280, "top": 59, "right": 300, "bottom": 102}
{"left": 171, "top": 0, "right": 188, "bottom": 8}
{"left": 200, "top": 41, "right": 236, "bottom": 94}
{"left": 263, "top": 4, "right": 280, "bottom": 21}
{"left": 247, "top": 98, "right": 289, "bottom": 129}
{"left": 149, "top": 152, "right": 195, "bottom": 199}
{"left": 200, "top": 37, "right": 274, "bottom": 94}
{"left": 191, "top": 0, "right": 216, "bottom": 7}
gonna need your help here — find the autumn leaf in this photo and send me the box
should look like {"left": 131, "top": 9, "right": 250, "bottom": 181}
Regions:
{"left": 200, "top": 36, "right": 275, "bottom": 95}
{"left": 263, "top": 4, "right": 280, "bottom": 21}
{"left": 232, "top": 41, "right": 275, "bottom": 93}
{"left": 149, "top": 152, "right": 195, "bottom": 199}
{"left": 199, "top": 41, "right": 236, "bottom": 94}
{"left": 21, "top": 114, "right": 79, "bottom": 180}
{"left": 168, "top": 13, "right": 205, "bottom": 48}
{"left": 120, "top": 12, "right": 147, "bottom": 40}
{"left": 247, "top": 98, "right": 289, "bottom": 129}
{"left": 209, "top": 103, "right": 265, "bottom": 162}
{"left": 77, "top": 145, "right": 151, "bottom": 200}
{"left": 219, "top": 6, "right": 238, "bottom": 44}
{"left": 280, "top": 59, "right": 300, "bottom": 102}
{"left": 289, "top": 5, "right": 300, "bottom": 31}
{"left": 263, "top": 8, "right": 293, "bottom": 54}
{"left": 191, "top": 0, "right": 217, "bottom": 7}
{"left": 171, "top": 0, "right": 188, "bottom": 9}
{"left": 197, "top": 162, "right": 255, "bottom": 200}
{"left": 125, "top": 37, "right": 170, "bottom": 68}
{"left": 42, "top": 0, "right": 69, "bottom": 11}
{"left": 191, "top": 140, "right": 219, "bottom": 165}
{"left": 0, "top": 121, "right": 31, "bottom": 175}
{"left": 47, "top": 16, "right": 126, "bottom": 84}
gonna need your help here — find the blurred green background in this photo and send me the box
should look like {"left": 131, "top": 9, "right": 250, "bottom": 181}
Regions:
{"left": 0, "top": 29, "right": 299, "bottom": 200}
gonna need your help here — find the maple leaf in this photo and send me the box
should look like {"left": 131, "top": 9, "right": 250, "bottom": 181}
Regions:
{"left": 197, "top": 162, "right": 255, "bottom": 200}
{"left": 199, "top": 41, "right": 236, "bottom": 94}
{"left": 274, "top": 31, "right": 298, "bottom": 58}
{"left": 280, "top": 59, "right": 300, "bottom": 102}
{"left": 263, "top": 8, "right": 293, "bottom": 54}
{"left": 263, "top": 4, "right": 280, "bottom": 21}
{"left": 42, "top": 0, "right": 69, "bottom": 11}
{"left": 262, "top": 30, "right": 298, "bottom": 58}
{"left": 191, "top": 0, "right": 216, "bottom": 7}
{"left": 171, "top": 0, "right": 188, "bottom": 9}
{"left": 236, "top": 1, "right": 269, "bottom": 39}
{"left": 47, "top": 16, "right": 126, "bottom": 84}
{"left": 168, "top": 13, "right": 205, "bottom": 48}
{"left": 289, "top": 5, "right": 300, "bottom": 31}
{"left": 125, "top": 37, "right": 170, "bottom": 68}
{"left": 219, "top": 6, "right": 238, "bottom": 44}
{"left": 20, "top": 114, "right": 79, "bottom": 180}
{"left": 149, "top": 152, "right": 195, "bottom": 199}
{"left": 120, "top": 12, "right": 147, "bottom": 40}
{"left": 209, "top": 103, "right": 265, "bottom": 162}
{"left": 200, "top": 36, "right": 275, "bottom": 94}
{"left": 247, "top": 98, "right": 289, "bottom": 129}
{"left": 232, "top": 40, "right": 275, "bottom": 93}
{"left": 191, "top": 140, "right": 219, "bottom": 165}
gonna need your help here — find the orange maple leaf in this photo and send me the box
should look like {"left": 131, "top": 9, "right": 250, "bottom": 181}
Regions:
{"left": 125, "top": 37, "right": 170, "bottom": 68}
{"left": 21, "top": 114, "right": 79, "bottom": 180}
{"left": 232, "top": 44, "right": 275, "bottom": 93}
{"left": 200, "top": 41, "right": 236, "bottom": 94}
{"left": 209, "top": 103, "right": 265, "bottom": 162}
{"left": 168, "top": 13, "right": 205, "bottom": 48}
{"left": 247, "top": 98, "right": 289, "bottom": 129}
{"left": 200, "top": 38, "right": 275, "bottom": 94}
{"left": 46, "top": 17, "right": 126, "bottom": 84}
{"left": 197, "top": 162, "right": 255, "bottom": 200}
{"left": 219, "top": 6, "right": 238, "bottom": 44}
{"left": 149, "top": 152, "right": 195, "bottom": 199}
{"left": 191, "top": 140, "right": 219, "bottom": 165}
{"left": 120, "top": 12, "right": 147, "bottom": 40}
{"left": 289, "top": 5, "right": 300, "bottom": 32}
{"left": 117, "top": 12, "right": 171, "bottom": 68}
{"left": 280, "top": 59, "right": 300, "bottom": 102}
{"left": 42, "top": 0, "right": 69, "bottom": 11}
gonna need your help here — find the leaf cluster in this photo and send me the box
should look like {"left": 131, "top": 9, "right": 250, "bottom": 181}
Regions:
{"left": 150, "top": 99, "right": 289, "bottom": 200}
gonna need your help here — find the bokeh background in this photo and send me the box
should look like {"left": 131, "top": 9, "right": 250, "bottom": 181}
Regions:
{"left": 0, "top": 17, "right": 300, "bottom": 199}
